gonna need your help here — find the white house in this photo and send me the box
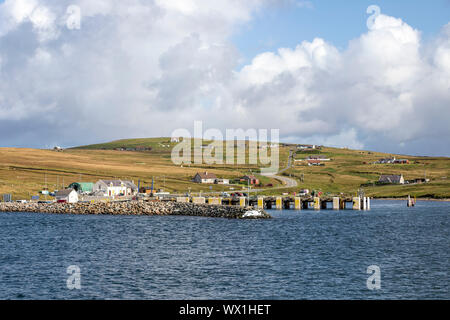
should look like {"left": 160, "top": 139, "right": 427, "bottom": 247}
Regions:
{"left": 193, "top": 172, "right": 217, "bottom": 184}
{"left": 307, "top": 155, "right": 331, "bottom": 161}
{"left": 297, "top": 144, "right": 316, "bottom": 150}
{"left": 55, "top": 188, "right": 78, "bottom": 203}
{"left": 93, "top": 180, "right": 138, "bottom": 197}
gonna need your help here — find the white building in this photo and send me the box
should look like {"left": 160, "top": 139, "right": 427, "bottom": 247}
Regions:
{"left": 297, "top": 144, "right": 316, "bottom": 150}
{"left": 378, "top": 175, "right": 405, "bottom": 185}
{"left": 93, "top": 180, "right": 138, "bottom": 197}
{"left": 193, "top": 172, "right": 217, "bottom": 184}
{"left": 215, "top": 179, "right": 230, "bottom": 185}
{"left": 55, "top": 188, "right": 79, "bottom": 203}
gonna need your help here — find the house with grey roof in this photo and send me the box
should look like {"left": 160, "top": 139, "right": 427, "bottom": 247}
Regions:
{"left": 378, "top": 174, "right": 405, "bottom": 185}
{"left": 193, "top": 172, "right": 217, "bottom": 184}
{"left": 55, "top": 188, "right": 79, "bottom": 203}
{"left": 93, "top": 180, "right": 138, "bottom": 197}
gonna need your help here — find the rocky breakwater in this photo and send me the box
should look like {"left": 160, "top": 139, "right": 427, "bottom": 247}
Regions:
{"left": 0, "top": 201, "right": 271, "bottom": 219}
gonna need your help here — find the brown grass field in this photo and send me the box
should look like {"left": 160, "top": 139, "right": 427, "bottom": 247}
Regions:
{"left": 0, "top": 138, "right": 449, "bottom": 200}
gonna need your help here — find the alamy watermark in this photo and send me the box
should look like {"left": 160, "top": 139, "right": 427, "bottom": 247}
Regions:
{"left": 66, "top": 265, "right": 81, "bottom": 290}
{"left": 366, "top": 5, "right": 381, "bottom": 30}
{"left": 171, "top": 121, "right": 280, "bottom": 175}
{"left": 66, "top": 5, "right": 82, "bottom": 30}
{"left": 366, "top": 265, "right": 381, "bottom": 290}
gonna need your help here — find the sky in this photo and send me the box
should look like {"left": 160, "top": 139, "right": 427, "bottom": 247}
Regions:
{"left": 0, "top": 0, "right": 449, "bottom": 156}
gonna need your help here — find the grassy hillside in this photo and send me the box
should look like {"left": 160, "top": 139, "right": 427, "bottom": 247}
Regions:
{"left": 0, "top": 138, "right": 283, "bottom": 199}
{"left": 285, "top": 147, "right": 450, "bottom": 199}
{"left": 0, "top": 138, "right": 449, "bottom": 200}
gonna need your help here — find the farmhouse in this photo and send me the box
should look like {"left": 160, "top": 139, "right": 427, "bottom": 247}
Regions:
{"left": 297, "top": 144, "right": 316, "bottom": 150}
{"left": 379, "top": 174, "right": 405, "bottom": 185}
{"left": 55, "top": 188, "right": 78, "bottom": 203}
{"left": 307, "top": 160, "right": 325, "bottom": 166}
{"left": 307, "top": 155, "right": 331, "bottom": 161}
{"left": 93, "top": 180, "right": 138, "bottom": 196}
{"left": 193, "top": 172, "right": 217, "bottom": 184}
{"left": 375, "top": 157, "right": 396, "bottom": 164}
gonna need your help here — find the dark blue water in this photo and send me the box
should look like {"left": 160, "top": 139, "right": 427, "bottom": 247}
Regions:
{"left": 0, "top": 200, "right": 448, "bottom": 300}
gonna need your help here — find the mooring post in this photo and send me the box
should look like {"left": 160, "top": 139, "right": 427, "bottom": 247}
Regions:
{"left": 176, "top": 197, "right": 190, "bottom": 203}
{"left": 353, "top": 197, "right": 361, "bottom": 210}
{"left": 367, "top": 197, "right": 371, "bottom": 210}
{"left": 314, "top": 197, "right": 321, "bottom": 210}
{"left": 333, "top": 197, "right": 340, "bottom": 210}
{"left": 294, "top": 197, "right": 302, "bottom": 210}
{"left": 239, "top": 197, "right": 246, "bottom": 207}
{"left": 208, "top": 197, "right": 222, "bottom": 205}
{"left": 193, "top": 197, "right": 206, "bottom": 204}
{"left": 363, "top": 197, "right": 367, "bottom": 210}
{"left": 257, "top": 197, "right": 264, "bottom": 209}
{"left": 276, "top": 197, "right": 283, "bottom": 210}
{"left": 407, "top": 195, "right": 415, "bottom": 207}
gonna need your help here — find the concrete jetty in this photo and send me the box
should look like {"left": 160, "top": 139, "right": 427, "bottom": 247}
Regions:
{"left": 0, "top": 201, "right": 271, "bottom": 220}
{"left": 216, "top": 196, "right": 371, "bottom": 211}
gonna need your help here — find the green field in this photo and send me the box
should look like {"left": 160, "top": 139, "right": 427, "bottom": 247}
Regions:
{"left": 286, "top": 147, "right": 450, "bottom": 199}
{"left": 0, "top": 138, "right": 449, "bottom": 200}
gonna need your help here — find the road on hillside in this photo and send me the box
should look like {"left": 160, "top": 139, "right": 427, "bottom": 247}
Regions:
{"left": 190, "top": 150, "right": 299, "bottom": 195}
{"left": 255, "top": 150, "right": 298, "bottom": 192}
{"left": 269, "top": 150, "right": 298, "bottom": 188}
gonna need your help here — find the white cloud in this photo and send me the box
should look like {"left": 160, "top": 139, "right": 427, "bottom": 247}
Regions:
{"left": 229, "top": 14, "right": 450, "bottom": 155}
{"left": 0, "top": 1, "right": 448, "bottom": 156}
